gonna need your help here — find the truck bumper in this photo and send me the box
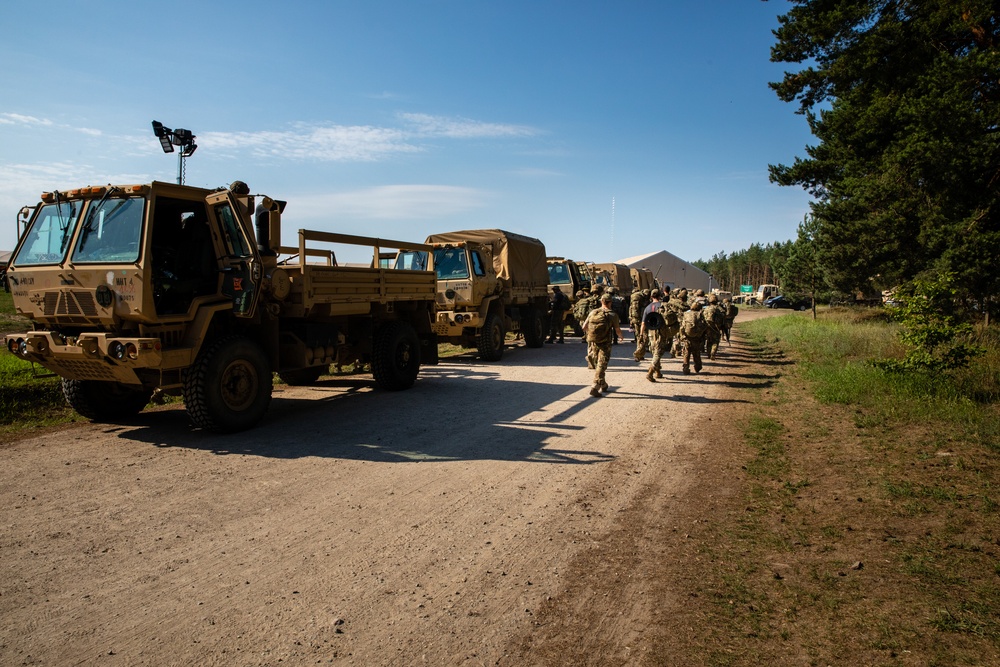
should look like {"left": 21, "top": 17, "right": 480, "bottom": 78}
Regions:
{"left": 4, "top": 331, "right": 164, "bottom": 384}
{"left": 432, "top": 311, "right": 481, "bottom": 336}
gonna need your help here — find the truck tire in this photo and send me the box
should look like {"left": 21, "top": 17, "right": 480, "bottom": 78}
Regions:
{"left": 371, "top": 321, "right": 421, "bottom": 390}
{"left": 478, "top": 312, "right": 505, "bottom": 361}
{"left": 61, "top": 379, "right": 152, "bottom": 421}
{"left": 521, "top": 306, "right": 545, "bottom": 348}
{"left": 278, "top": 366, "right": 326, "bottom": 386}
{"left": 184, "top": 336, "right": 272, "bottom": 433}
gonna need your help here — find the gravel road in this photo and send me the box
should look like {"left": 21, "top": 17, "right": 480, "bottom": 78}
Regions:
{"left": 0, "top": 312, "right": 776, "bottom": 666}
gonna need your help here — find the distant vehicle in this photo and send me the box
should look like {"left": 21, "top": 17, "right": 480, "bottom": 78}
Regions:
{"left": 767, "top": 295, "right": 811, "bottom": 311}
{"left": 754, "top": 283, "right": 780, "bottom": 304}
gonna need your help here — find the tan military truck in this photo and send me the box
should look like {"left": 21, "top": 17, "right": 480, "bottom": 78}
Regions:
{"left": 4, "top": 180, "right": 439, "bottom": 432}
{"left": 631, "top": 267, "right": 655, "bottom": 291}
{"left": 593, "top": 262, "right": 631, "bottom": 291}
{"left": 546, "top": 257, "right": 589, "bottom": 336}
{"left": 394, "top": 229, "right": 549, "bottom": 361}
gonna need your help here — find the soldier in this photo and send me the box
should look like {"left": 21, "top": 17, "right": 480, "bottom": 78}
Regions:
{"left": 679, "top": 301, "right": 708, "bottom": 375}
{"left": 581, "top": 293, "right": 623, "bottom": 397}
{"left": 666, "top": 288, "right": 690, "bottom": 357}
{"left": 702, "top": 293, "right": 726, "bottom": 360}
{"left": 722, "top": 297, "right": 739, "bottom": 343}
{"left": 639, "top": 290, "right": 669, "bottom": 382}
{"left": 546, "top": 286, "right": 569, "bottom": 344}
{"left": 630, "top": 288, "right": 652, "bottom": 360}
{"left": 572, "top": 289, "right": 590, "bottom": 340}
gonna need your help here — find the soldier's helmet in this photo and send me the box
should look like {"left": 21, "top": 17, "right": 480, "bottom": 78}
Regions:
{"left": 601, "top": 293, "right": 613, "bottom": 304}
{"left": 708, "top": 293, "right": 718, "bottom": 303}
{"left": 229, "top": 180, "right": 250, "bottom": 195}
{"left": 594, "top": 284, "right": 605, "bottom": 294}
{"left": 576, "top": 290, "right": 586, "bottom": 298}
{"left": 695, "top": 289, "right": 705, "bottom": 297}
{"left": 678, "top": 289, "right": 688, "bottom": 299}
{"left": 691, "top": 301, "right": 703, "bottom": 311}
{"left": 651, "top": 289, "right": 662, "bottom": 299}
{"left": 642, "top": 289, "right": 651, "bottom": 297}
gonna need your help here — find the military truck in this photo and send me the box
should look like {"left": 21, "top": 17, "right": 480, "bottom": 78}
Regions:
{"left": 546, "top": 257, "right": 588, "bottom": 336}
{"left": 4, "top": 180, "right": 439, "bottom": 432}
{"left": 593, "top": 262, "right": 631, "bottom": 291}
{"left": 631, "top": 267, "right": 655, "bottom": 292}
{"left": 394, "top": 229, "right": 548, "bottom": 361}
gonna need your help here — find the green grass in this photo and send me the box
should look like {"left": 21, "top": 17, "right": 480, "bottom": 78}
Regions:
{"left": 684, "top": 310, "right": 1000, "bottom": 663}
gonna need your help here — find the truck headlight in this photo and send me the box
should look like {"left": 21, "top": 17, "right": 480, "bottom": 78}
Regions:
{"left": 109, "top": 341, "right": 126, "bottom": 360}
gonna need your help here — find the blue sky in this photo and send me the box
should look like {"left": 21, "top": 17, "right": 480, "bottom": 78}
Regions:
{"left": 0, "top": 0, "right": 813, "bottom": 265}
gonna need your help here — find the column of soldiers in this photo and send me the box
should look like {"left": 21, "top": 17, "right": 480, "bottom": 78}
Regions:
{"left": 629, "top": 287, "right": 740, "bottom": 377}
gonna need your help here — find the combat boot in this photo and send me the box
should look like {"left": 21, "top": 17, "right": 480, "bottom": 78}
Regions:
{"left": 589, "top": 385, "right": 601, "bottom": 397}
{"left": 656, "top": 370, "right": 664, "bottom": 379}
{"left": 646, "top": 368, "right": 656, "bottom": 383}
{"left": 682, "top": 364, "right": 691, "bottom": 375}
{"left": 600, "top": 381, "right": 609, "bottom": 393}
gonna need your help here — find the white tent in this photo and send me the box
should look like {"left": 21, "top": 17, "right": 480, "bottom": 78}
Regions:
{"left": 616, "top": 250, "right": 713, "bottom": 292}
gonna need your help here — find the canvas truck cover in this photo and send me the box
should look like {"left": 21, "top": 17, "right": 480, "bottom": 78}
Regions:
{"left": 594, "top": 262, "right": 632, "bottom": 290}
{"left": 425, "top": 229, "right": 549, "bottom": 293}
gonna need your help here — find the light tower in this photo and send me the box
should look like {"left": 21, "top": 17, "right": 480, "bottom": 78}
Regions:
{"left": 151, "top": 120, "right": 198, "bottom": 185}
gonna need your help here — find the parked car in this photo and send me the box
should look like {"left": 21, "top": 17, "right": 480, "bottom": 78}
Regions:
{"left": 767, "top": 295, "right": 811, "bottom": 311}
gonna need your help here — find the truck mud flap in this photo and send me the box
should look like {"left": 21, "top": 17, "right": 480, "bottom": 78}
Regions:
{"left": 420, "top": 334, "right": 439, "bottom": 365}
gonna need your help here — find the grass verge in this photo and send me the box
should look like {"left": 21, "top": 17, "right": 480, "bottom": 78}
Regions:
{"left": 694, "top": 309, "right": 1000, "bottom": 665}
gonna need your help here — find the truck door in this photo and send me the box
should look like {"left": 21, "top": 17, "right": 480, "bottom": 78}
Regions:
{"left": 205, "top": 190, "right": 262, "bottom": 318}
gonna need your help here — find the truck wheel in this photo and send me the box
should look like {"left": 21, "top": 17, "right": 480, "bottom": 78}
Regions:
{"left": 521, "top": 307, "right": 545, "bottom": 348}
{"left": 61, "top": 379, "right": 152, "bottom": 421}
{"left": 278, "top": 366, "right": 326, "bottom": 386}
{"left": 478, "top": 312, "right": 505, "bottom": 361}
{"left": 184, "top": 336, "right": 272, "bottom": 433}
{"left": 372, "top": 321, "right": 421, "bottom": 390}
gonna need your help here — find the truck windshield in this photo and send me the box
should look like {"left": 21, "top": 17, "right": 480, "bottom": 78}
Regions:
{"left": 433, "top": 247, "right": 469, "bottom": 279}
{"left": 547, "top": 263, "right": 572, "bottom": 285}
{"left": 12, "top": 201, "right": 81, "bottom": 265}
{"left": 395, "top": 250, "right": 428, "bottom": 271}
{"left": 72, "top": 197, "right": 145, "bottom": 263}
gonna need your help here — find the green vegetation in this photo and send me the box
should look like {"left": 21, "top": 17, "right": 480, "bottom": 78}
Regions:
{"left": 768, "top": 1, "right": 999, "bottom": 318}
{"left": 701, "top": 310, "right": 1000, "bottom": 663}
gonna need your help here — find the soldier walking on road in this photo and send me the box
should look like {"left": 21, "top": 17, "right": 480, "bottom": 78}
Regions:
{"left": 702, "top": 293, "right": 726, "bottom": 360}
{"left": 679, "top": 301, "right": 708, "bottom": 375}
{"left": 581, "top": 293, "right": 623, "bottom": 397}
{"left": 639, "top": 290, "right": 670, "bottom": 382}
{"left": 722, "top": 297, "right": 739, "bottom": 343}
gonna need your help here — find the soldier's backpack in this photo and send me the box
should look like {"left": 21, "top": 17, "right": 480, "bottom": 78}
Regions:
{"left": 681, "top": 310, "right": 707, "bottom": 338}
{"left": 587, "top": 307, "right": 612, "bottom": 342}
{"left": 643, "top": 303, "right": 665, "bottom": 331}
{"left": 663, "top": 307, "right": 679, "bottom": 327}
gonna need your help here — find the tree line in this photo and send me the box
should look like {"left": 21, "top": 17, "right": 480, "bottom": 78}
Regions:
{"left": 699, "top": 1, "right": 998, "bottom": 323}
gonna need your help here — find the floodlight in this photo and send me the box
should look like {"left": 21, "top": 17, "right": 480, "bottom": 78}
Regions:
{"left": 151, "top": 120, "right": 174, "bottom": 153}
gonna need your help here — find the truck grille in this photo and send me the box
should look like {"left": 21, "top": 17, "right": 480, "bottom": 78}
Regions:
{"left": 56, "top": 360, "right": 118, "bottom": 381}
{"left": 43, "top": 290, "right": 99, "bottom": 318}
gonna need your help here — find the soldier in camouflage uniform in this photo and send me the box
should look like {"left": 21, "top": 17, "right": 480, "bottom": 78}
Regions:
{"left": 630, "top": 288, "right": 651, "bottom": 360}
{"left": 581, "top": 293, "right": 623, "bottom": 397}
{"left": 679, "top": 301, "right": 708, "bottom": 375}
{"left": 702, "top": 293, "right": 726, "bottom": 360}
{"left": 639, "top": 290, "right": 670, "bottom": 381}
{"left": 666, "top": 288, "right": 690, "bottom": 357}
{"left": 573, "top": 289, "right": 591, "bottom": 341}
{"left": 722, "top": 297, "right": 738, "bottom": 343}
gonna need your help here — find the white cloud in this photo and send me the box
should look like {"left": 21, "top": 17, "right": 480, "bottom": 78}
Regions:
{"left": 399, "top": 113, "right": 538, "bottom": 139}
{"left": 290, "top": 185, "right": 491, "bottom": 221}
{"left": 199, "top": 124, "right": 420, "bottom": 162}
{"left": 0, "top": 113, "right": 54, "bottom": 126}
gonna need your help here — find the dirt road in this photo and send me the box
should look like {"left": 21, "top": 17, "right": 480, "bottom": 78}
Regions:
{"left": 0, "top": 312, "right": 776, "bottom": 666}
